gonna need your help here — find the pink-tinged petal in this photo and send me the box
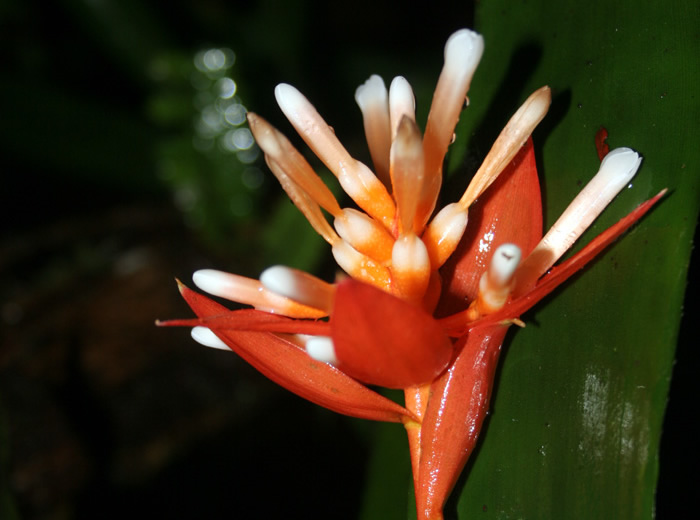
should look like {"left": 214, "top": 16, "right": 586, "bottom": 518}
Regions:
{"left": 437, "top": 139, "right": 543, "bottom": 315}
{"left": 330, "top": 279, "right": 453, "bottom": 389}
{"left": 416, "top": 324, "right": 508, "bottom": 520}
{"left": 355, "top": 75, "right": 392, "bottom": 187}
{"left": 418, "top": 30, "right": 484, "bottom": 231}
{"left": 442, "top": 189, "right": 666, "bottom": 335}
{"left": 171, "top": 282, "right": 416, "bottom": 423}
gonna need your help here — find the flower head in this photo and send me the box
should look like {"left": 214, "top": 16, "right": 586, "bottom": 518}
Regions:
{"left": 159, "top": 28, "right": 663, "bottom": 520}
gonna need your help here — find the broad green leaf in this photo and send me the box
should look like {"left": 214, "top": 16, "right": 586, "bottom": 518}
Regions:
{"left": 358, "top": 2, "right": 697, "bottom": 520}
{"left": 447, "top": 1, "right": 697, "bottom": 518}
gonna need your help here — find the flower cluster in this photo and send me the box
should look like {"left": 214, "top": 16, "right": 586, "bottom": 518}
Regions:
{"left": 160, "top": 29, "right": 663, "bottom": 520}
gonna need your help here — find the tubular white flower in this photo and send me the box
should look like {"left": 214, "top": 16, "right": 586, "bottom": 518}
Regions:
{"left": 418, "top": 29, "right": 485, "bottom": 229}
{"left": 275, "top": 83, "right": 396, "bottom": 228}
{"left": 391, "top": 116, "right": 425, "bottom": 234}
{"left": 193, "top": 269, "right": 327, "bottom": 318}
{"left": 260, "top": 265, "right": 335, "bottom": 314}
{"left": 471, "top": 243, "right": 522, "bottom": 316}
{"left": 355, "top": 75, "right": 392, "bottom": 186}
{"left": 515, "top": 147, "right": 643, "bottom": 295}
{"left": 459, "top": 86, "right": 551, "bottom": 209}
{"left": 488, "top": 243, "right": 522, "bottom": 287}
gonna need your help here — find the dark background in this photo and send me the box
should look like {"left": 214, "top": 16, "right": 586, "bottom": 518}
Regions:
{"left": 0, "top": 1, "right": 695, "bottom": 518}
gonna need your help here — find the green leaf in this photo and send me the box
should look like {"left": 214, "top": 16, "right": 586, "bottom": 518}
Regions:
{"left": 359, "top": 2, "right": 697, "bottom": 519}
{"left": 442, "top": 1, "right": 698, "bottom": 518}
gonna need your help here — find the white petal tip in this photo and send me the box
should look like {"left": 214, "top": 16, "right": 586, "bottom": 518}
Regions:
{"left": 600, "top": 147, "right": 642, "bottom": 183}
{"left": 192, "top": 269, "right": 228, "bottom": 295}
{"left": 445, "top": 29, "right": 484, "bottom": 69}
{"left": 191, "top": 327, "right": 230, "bottom": 351}
{"left": 305, "top": 336, "right": 338, "bottom": 365}
{"left": 491, "top": 243, "right": 522, "bottom": 284}
{"left": 260, "top": 265, "right": 296, "bottom": 298}
{"left": 390, "top": 75, "right": 413, "bottom": 97}
{"left": 391, "top": 233, "right": 430, "bottom": 271}
{"left": 355, "top": 74, "right": 387, "bottom": 108}
{"left": 274, "top": 82, "right": 294, "bottom": 97}
{"left": 274, "top": 83, "right": 305, "bottom": 113}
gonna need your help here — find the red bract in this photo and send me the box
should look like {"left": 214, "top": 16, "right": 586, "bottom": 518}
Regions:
{"left": 169, "top": 280, "right": 416, "bottom": 424}
{"left": 331, "top": 278, "right": 453, "bottom": 388}
{"left": 159, "top": 28, "right": 664, "bottom": 520}
{"left": 412, "top": 142, "right": 664, "bottom": 518}
{"left": 437, "top": 136, "right": 543, "bottom": 314}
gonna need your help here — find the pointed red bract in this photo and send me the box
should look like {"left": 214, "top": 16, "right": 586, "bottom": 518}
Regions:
{"left": 414, "top": 140, "right": 544, "bottom": 519}
{"left": 441, "top": 190, "right": 667, "bottom": 336}
{"left": 414, "top": 189, "right": 665, "bottom": 520}
{"left": 173, "top": 282, "right": 417, "bottom": 423}
{"left": 437, "top": 139, "right": 543, "bottom": 315}
{"left": 416, "top": 324, "right": 507, "bottom": 519}
{"left": 160, "top": 308, "right": 331, "bottom": 336}
{"left": 331, "top": 279, "right": 453, "bottom": 389}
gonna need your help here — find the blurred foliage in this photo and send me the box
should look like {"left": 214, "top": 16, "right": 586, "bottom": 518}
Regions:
{"left": 147, "top": 47, "right": 267, "bottom": 254}
{"left": 0, "top": 0, "right": 696, "bottom": 519}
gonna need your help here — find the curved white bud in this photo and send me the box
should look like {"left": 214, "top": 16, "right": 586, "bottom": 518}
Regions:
{"left": 193, "top": 269, "right": 327, "bottom": 319}
{"left": 192, "top": 269, "right": 243, "bottom": 299}
{"left": 355, "top": 74, "right": 388, "bottom": 111}
{"left": 355, "top": 75, "right": 392, "bottom": 186}
{"left": 276, "top": 83, "right": 396, "bottom": 229}
{"left": 599, "top": 147, "right": 643, "bottom": 182}
{"left": 536, "top": 148, "right": 641, "bottom": 266}
{"left": 460, "top": 86, "right": 551, "bottom": 209}
{"left": 419, "top": 29, "right": 485, "bottom": 229}
{"left": 515, "top": 147, "right": 643, "bottom": 295}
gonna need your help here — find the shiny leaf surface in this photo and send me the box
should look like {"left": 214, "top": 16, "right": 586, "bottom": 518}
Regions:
{"left": 360, "top": 1, "right": 697, "bottom": 518}
{"left": 447, "top": 1, "right": 698, "bottom": 518}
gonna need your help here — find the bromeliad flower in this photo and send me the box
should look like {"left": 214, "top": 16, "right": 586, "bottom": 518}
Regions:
{"left": 159, "top": 29, "right": 664, "bottom": 520}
